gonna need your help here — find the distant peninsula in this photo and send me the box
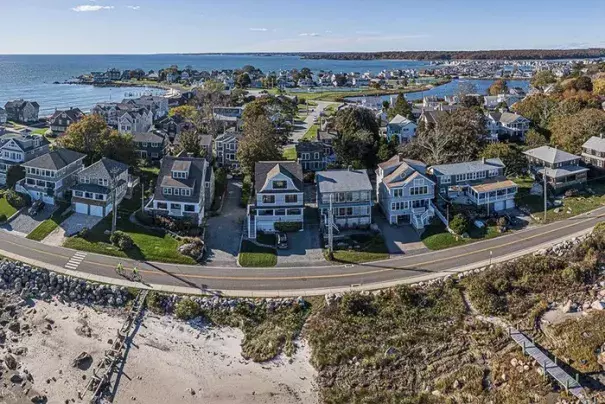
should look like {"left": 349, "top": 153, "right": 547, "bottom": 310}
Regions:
{"left": 297, "top": 48, "right": 605, "bottom": 61}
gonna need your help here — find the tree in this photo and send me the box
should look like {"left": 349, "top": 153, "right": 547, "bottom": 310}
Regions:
{"left": 401, "top": 109, "right": 486, "bottom": 165}
{"left": 5, "top": 165, "right": 24, "bottom": 189}
{"left": 574, "top": 76, "right": 593, "bottom": 92}
{"left": 333, "top": 74, "right": 347, "bottom": 87}
{"left": 460, "top": 95, "right": 482, "bottom": 108}
{"left": 176, "top": 129, "right": 206, "bottom": 158}
{"left": 530, "top": 70, "right": 556, "bottom": 90}
{"left": 488, "top": 79, "right": 508, "bottom": 96}
{"left": 333, "top": 129, "right": 379, "bottom": 168}
{"left": 525, "top": 129, "right": 548, "bottom": 148}
{"left": 102, "top": 132, "right": 137, "bottom": 167}
{"left": 593, "top": 78, "right": 605, "bottom": 96}
{"left": 480, "top": 143, "right": 526, "bottom": 177}
{"left": 58, "top": 114, "right": 135, "bottom": 165}
{"left": 511, "top": 94, "right": 558, "bottom": 131}
{"left": 449, "top": 214, "right": 468, "bottom": 235}
{"left": 377, "top": 137, "right": 398, "bottom": 163}
{"left": 334, "top": 107, "right": 379, "bottom": 137}
{"left": 387, "top": 93, "right": 413, "bottom": 120}
{"left": 238, "top": 115, "right": 282, "bottom": 176}
{"left": 235, "top": 72, "right": 252, "bottom": 88}
{"left": 202, "top": 79, "right": 226, "bottom": 93}
{"left": 58, "top": 114, "right": 111, "bottom": 164}
{"left": 549, "top": 109, "right": 605, "bottom": 154}
{"left": 169, "top": 105, "right": 199, "bottom": 121}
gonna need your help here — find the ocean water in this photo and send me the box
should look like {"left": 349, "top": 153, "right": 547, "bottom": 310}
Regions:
{"left": 0, "top": 54, "right": 432, "bottom": 115}
{"left": 0, "top": 54, "right": 528, "bottom": 115}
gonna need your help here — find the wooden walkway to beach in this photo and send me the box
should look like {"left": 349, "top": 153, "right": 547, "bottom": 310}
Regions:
{"left": 508, "top": 327, "right": 589, "bottom": 403}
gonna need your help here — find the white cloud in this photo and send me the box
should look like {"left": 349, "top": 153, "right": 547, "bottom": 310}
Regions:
{"left": 250, "top": 28, "right": 268, "bottom": 32}
{"left": 127, "top": 5, "right": 140, "bottom": 10}
{"left": 71, "top": 5, "right": 114, "bottom": 12}
{"left": 299, "top": 33, "right": 320, "bottom": 37}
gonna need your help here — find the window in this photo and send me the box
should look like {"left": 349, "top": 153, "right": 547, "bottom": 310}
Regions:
{"left": 301, "top": 153, "right": 310, "bottom": 160}
{"left": 172, "top": 171, "right": 186, "bottom": 179}
{"left": 74, "top": 191, "right": 83, "bottom": 197}
{"left": 287, "top": 208, "right": 301, "bottom": 215}
{"left": 184, "top": 204, "right": 195, "bottom": 212}
{"left": 85, "top": 192, "right": 93, "bottom": 199}
{"left": 314, "top": 152, "right": 320, "bottom": 159}
{"left": 157, "top": 202, "right": 168, "bottom": 210}
{"left": 441, "top": 176, "right": 451, "bottom": 184}
{"left": 170, "top": 203, "right": 180, "bottom": 210}
{"left": 272, "top": 180, "right": 287, "bottom": 189}
{"left": 262, "top": 195, "right": 275, "bottom": 204}
{"left": 285, "top": 194, "right": 298, "bottom": 203}
{"left": 95, "top": 194, "right": 104, "bottom": 201}
{"left": 275, "top": 209, "right": 286, "bottom": 216}
{"left": 393, "top": 189, "right": 403, "bottom": 197}
{"left": 411, "top": 186, "right": 428, "bottom": 195}
{"left": 164, "top": 187, "right": 172, "bottom": 195}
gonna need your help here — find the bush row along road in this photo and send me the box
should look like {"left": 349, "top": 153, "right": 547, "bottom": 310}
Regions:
{"left": 0, "top": 207, "right": 603, "bottom": 295}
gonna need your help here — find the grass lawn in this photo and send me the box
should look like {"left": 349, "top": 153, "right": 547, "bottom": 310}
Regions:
{"left": 0, "top": 197, "right": 17, "bottom": 219}
{"left": 327, "top": 234, "right": 389, "bottom": 264}
{"left": 26, "top": 203, "right": 71, "bottom": 241}
{"left": 421, "top": 219, "right": 500, "bottom": 251}
{"left": 301, "top": 124, "right": 319, "bottom": 141}
{"left": 282, "top": 147, "right": 297, "bottom": 161}
{"left": 63, "top": 216, "right": 196, "bottom": 264}
{"left": 238, "top": 240, "right": 277, "bottom": 267}
{"left": 516, "top": 179, "right": 605, "bottom": 223}
{"left": 31, "top": 128, "right": 48, "bottom": 135}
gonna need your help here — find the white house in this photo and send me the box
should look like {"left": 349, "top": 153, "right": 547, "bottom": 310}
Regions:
{"left": 0, "top": 134, "right": 50, "bottom": 186}
{"left": 0, "top": 108, "right": 7, "bottom": 124}
{"left": 117, "top": 108, "right": 153, "bottom": 134}
{"left": 376, "top": 155, "right": 436, "bottom": 229}
{"left": 71, "top": 158, "right": 130, "bottom": 217}
{"left": 247, "top": 161, "right": 304, "bottom": 238}
{"left": 485, "top": 111, "right": 531, "bottom": 141}
{"left": 17, "top": 149, "right": 86, "bottom": 205}
{"left": 386, "top": 114, "right": 417, "bottom": 144}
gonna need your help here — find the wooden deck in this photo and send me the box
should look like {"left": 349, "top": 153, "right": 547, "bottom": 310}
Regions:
{"left": 509, "top": 327, "right": 589, "bottom": 403}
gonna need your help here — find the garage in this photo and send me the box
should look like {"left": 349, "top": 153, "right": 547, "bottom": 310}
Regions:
{"left": 42, "top": 195, "right": 55, "bottom": 205}
{"left": 75, "top": 203, "right": 88, "bottom": 215}
{"left": 90, "top": 205, "right": 104, "bottom": 217}
{"left": 493, "top": 201, "right": 506, "bottom": 212}
{"left": 505, "top": 200, "right": 515, "bottom": 209}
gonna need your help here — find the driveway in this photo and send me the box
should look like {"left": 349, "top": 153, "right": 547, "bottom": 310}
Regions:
{"left": 374, "top": 214, "right": 428, "bottom": 255}
{"left": 205, "top": 180, "right": 246, "bottom": 266}
{"left": 290, "top": 101, "right": 340, "bottom": 143}
{"left": 1, "top": 205, "right": 54, "bottom": 237}
{"left": 277, "top": 228, "right": 327, "bottom": 267}
{"left": 60, "top": 213, "right": 103, "bottom": 236}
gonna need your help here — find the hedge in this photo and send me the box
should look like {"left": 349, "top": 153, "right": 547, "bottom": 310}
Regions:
{"left": 274, "top": 222, "right": 303, "bottom": 232}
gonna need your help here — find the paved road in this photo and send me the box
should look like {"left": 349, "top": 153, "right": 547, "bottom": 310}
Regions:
{"left": 1, "top": 206, "right": 603, "bottom": 294}
{"left": 290, "top": 101, "right": 339, "bottom": 143}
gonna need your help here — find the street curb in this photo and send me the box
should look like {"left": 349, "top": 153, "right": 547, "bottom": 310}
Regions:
{"left": 0, "top": 227, "right": 594, "bottom": 298}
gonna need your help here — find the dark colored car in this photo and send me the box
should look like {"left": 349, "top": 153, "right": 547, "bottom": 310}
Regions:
{"left": 276, "top": 232, "right": 288, "bottom": 249}
{"left": 28, "top": 200, "right": 45, "bottom": 216}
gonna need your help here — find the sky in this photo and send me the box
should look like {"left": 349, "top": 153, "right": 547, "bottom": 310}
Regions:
{"left": 1, "top": 0, "right": 604, "bottom": 54}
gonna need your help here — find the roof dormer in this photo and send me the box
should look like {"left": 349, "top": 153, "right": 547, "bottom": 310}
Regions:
{"left": 171, "top": 160, "right": 191, "bottom": 180}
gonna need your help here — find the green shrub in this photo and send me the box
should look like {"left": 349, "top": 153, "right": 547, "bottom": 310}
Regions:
{"left": 110, "top": 231, "right": 134, "bottom": 251}
{"left": 175, "top": 298, "right": 200, "bottom": 320}
{"left": 0, "top": 214, "right": 7, "bottom": 223}
{"left": 6, "top": 190, "right": 28, "bottom": 209}
{"left": 135, "top": 210, "right": 153, "bottom": 226}
{"left": 240, "top": 175, "right": 252, "bottom": 207}
{"left": 274, "top": 221, "right": 302, "bottom": 232}
{"left": 449, "top": 213, "right": 468, "bottom": 235}
{"left": 79, "top": 227, "right": 89, "bottom": 238}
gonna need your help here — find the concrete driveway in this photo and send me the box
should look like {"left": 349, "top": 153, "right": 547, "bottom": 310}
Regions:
{"left": 205, "top": 180, "right": 246, "bottom": 266}
{"left": 1, "top": 204, "right": 54, "bottom": 237}
{"left": 290, "top": 101, "right": 340, "bottom": 143}
{"left": 374, "top": 214, "right": 428, "bottom": 255}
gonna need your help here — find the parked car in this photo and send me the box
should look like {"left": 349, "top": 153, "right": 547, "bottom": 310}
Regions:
{"left": 28, "top": 200, "right": 45, "bottom": 216}
{"left": 276, "top": 232, "right": 288, "bottom": 249}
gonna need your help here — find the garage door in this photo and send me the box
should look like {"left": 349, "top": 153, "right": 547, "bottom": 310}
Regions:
{"left": 90, "top": 205, "right": 104, "bottom": 217}
{"left": 75, "top": 203, "right": 88, "bottom": 215}
{"left": 505, "top": 200, "right": 515, "bottom": 209}
{"left": 42, "top": 195, "right": 55, "bottom": 205}
{"left": 493, "top": 201, "right": 505, "bottom": 212}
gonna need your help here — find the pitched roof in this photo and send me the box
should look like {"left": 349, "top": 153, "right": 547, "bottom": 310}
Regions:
{"left": 154, "top": 156, "right": 207, "bottom": 202}
{"left": 316, "top": 169, "right": 372, "bottom": 194}
{"left": 23, "top": 148, "right": 86, "bottom": 170}
{"left": 254, "top": 161, "right": 303, "bottom": 193}
{"left": 538, "top": 165, "right": 589, "bottom": 179}
{"left": 488, "top": 111, "right": 528, "bottom": 124}
{"left": 523, "top": 146, "right": 579, "bottom": 165}
{"left": 420, "top": 110, "right": 447, "bottom": 124}
{"left": 295, "top": 142, "right": 325, "bottom": 153}
{"left": 582, "top": 136, "right": 605, "bottom": 153}
{"left": 50, "top": 108, "right": 84, "bottom": 123}
{"left": 316, "top": 130, "right": 337, "bottom": 142}
{"left": 0, "top": 133, "right": 49, "bottom": 151}
{"left": 430, "top": 158, "right": 505, "bottom": 176}
{"left": 388, "top": 114, "right": 413, "bottom": 125}
{"left": 79, "top": 157, "right": 129, "bottom": 179}
{"left": 133, "top": 131, "right": 166, "bottom": 144}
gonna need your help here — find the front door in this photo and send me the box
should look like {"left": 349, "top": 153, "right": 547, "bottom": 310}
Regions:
{"left": 397, "top": 214, "right": 410, "bottom": 224}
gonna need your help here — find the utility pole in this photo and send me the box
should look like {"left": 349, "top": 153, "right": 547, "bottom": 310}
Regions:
{"left": 543, "top": 171, "right": 548, "bottom": 223}
{"left": 110, "top": 168, "right": 119, "bottom": 234}
{"left": 140, "top": 180, "right": 145, "bottom": 213}
{"left": 327, "top": 194, "right": 334, "bottom": 257}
